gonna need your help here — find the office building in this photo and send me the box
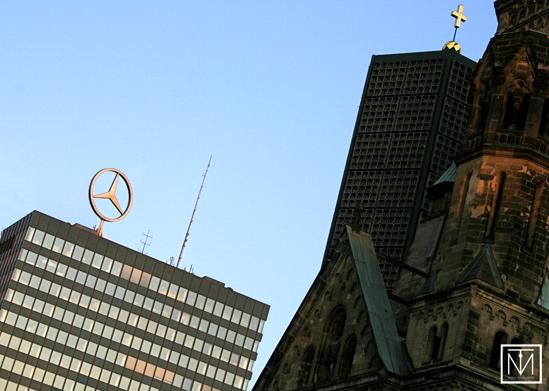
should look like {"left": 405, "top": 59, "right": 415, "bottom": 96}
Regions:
{"left": 0, "top": 211, "right": 269, "bottom": 391}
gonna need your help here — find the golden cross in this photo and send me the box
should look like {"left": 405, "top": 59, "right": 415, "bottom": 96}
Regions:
{"left": 451, "top": 4, "right": 467, "bottom": 28}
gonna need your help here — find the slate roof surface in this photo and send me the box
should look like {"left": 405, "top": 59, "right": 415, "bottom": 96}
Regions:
{"left": 346, "top": 226, "right": 410, "bottom": 375}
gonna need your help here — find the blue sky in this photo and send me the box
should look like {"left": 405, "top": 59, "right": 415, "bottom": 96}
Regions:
{"left": 1, "top": 1, "right": 497, "bottom": 387}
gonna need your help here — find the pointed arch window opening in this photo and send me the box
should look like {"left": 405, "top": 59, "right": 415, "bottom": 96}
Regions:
{"left": 537, "top": 272, "right": 549, "bottom": 310}
{"left": 425, "top": 323, "right": 449, "bottom": 363}
{"left": 538, "top": 98, "right": 549, "bottom": 137}
{"left": 315, "top": 307, "right": 347, "bottom": 383}
{"left": 455, "top": 172, "right": 472, "bottom": 244}
{"left": 338, "top": 334, "right": 357, "bottom": 378}
{"left": 502, "top": 81, "right": 530, "bottom": 131}
{"left": 485, "top": 172, "right": 506, "bottom": 240}
{"left": 298, "top": 346, "right": 316, "bottom": 387}
{"left": 425, "top": 326, "right": 438, "bottom": 363}
{"left": 473, "top": 86, "right": 491, "bottom": 133}
{"left": 489, "top": 331, "right": 508, "bottom": 369}
{"left": 509, "top": 336, "right": 529, "bottom": 377}
{"left": 526, "top": 182, "right": 543, "bottom": 248}
{"left": 437, "top": 323, "right": 448, "bottom": 361}
{"left": 478, "top": 95, "right": 491, "bottom": 132}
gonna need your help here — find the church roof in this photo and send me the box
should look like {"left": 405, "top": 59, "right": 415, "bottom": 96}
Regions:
{"left": 253, "top": 227, "right": 410, "bottom": 390}
{"left": 346, "top": 226, "right": 410, "bottom": 375}
{"left": 457, "top": 244, "right": 504, "bottom": 288}
{"left": 395, "top": 214, "right": 445, "bottom": 298}
{"left": 433, "top": 162, "right": 457, "bottom": 186}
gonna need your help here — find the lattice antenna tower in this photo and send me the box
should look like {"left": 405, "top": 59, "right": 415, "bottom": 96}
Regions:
{"left": 176, "top": 155, "right": 212, "bottom": 268}
{"left": 140, "top": 229, "right": 153, "bottom": 254}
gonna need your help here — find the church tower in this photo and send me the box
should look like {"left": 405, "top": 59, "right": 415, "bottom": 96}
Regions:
{"left": 321, "top": 46, "right": 476, "bottom": 288}
{"left": 254, "top": 2, "right": 549, "bottom": 390}
{"left": 397, "top": 0, "right": 549, "bottom": 387}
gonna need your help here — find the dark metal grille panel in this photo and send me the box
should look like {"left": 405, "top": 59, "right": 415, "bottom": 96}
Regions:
{"left": 325, "top": 52, "right": 476, "bottom": 287}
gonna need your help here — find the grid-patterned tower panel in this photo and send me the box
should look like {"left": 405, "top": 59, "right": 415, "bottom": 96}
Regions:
{"left": 324, "top": 50, "right": 476, "bottom": 286}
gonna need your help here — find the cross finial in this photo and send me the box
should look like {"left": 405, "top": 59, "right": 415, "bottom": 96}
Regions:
{"left": 451, "top": 4, "right": 467, "bottom": 29}
{"left": 444, "top": 4, "right": 468, "bottom": 53}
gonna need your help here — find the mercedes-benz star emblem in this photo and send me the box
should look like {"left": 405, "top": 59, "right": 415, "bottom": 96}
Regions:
{"left": 89, "top": 168, "right": 133, "bottom": 235}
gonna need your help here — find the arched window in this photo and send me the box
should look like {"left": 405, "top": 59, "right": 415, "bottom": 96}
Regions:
{"left": 478, "top": 98, "right": 490, "bottom": 131}
{"left": 437, "top": 323, "right": 448, "bottom": 361}
{"left": 503, "top": 91, "right": 515, "bottom": 129}
{"left": 517, "top": 93, "right": 530, "bottom": 130}
{"left": 338, "top": 334, "right": 357, "bottom": 378}
{"left": 316, "top": 307, "right": 346, "bottom": 382}
{"left": 425, "top": 324, "right": 448, "bottom": 363}
{"left": 508, "top": 336, "right": 528, "bottom": 377}
{"left": 455, "top": 172, "right": 472, "bottom": 243}
{"left": 538, "top": 98, "right": 549, "bottom": 137}
{"left": 426, "top": 326, "right": 438, "bottom": 363}
{"left": 537, "top": 272, "right": 549, "bottom": 309}
{"left": 474, "top": 89, "right": 491, "bottom": 132}
{"left": 503, "top": 80, "right": 530, "bottom": 130}
{"left": 485, "top": 172, "right": 506, "bottom": 239}
{"left": 298, "top": 346, "right": 315, "bottom": 387}
{"left": 490, "top": 331, "right": 508, "bottom": 369}
{"left": 526, "top": 182, "right": 544, "bottom": 248}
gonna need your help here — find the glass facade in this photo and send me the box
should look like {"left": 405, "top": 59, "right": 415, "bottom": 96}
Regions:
{"left": 0, "top": 212, "right": 269, "bottom": 391}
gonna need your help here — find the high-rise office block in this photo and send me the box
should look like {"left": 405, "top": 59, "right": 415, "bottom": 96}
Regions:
{"left": 323, "top": 50, "right": 476, "bottom": 286}
{"left": 0, "top": 211, "right": 269, "bottom": 391}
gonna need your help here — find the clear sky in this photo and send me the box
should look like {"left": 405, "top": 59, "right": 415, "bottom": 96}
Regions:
{"left": 1, "top": 1, "right": 497, "bottom": 387}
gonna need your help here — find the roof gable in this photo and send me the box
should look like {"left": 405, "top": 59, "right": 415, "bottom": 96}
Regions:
{"left": 346, "top": 226, "right": 410, "bottom": 375}
{"left": 254, "top": 228, "right": 410, "bottom": 391}
{"left": 457, "top": 244, "right": 503, "bottom": 288}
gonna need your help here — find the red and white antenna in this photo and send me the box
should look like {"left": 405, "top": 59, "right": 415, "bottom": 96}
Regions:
{"left": 176, "top": 155, "right": 212, "bottom": 268}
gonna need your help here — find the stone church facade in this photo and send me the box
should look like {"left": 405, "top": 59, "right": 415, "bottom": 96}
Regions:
{"left": 254, "top": 1, "right": 549, "bottom": 390}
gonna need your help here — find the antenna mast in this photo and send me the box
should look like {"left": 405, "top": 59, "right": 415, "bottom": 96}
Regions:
{"left": 176, "top": 155, "right": 212, "bottom": 268}
{"left": 140, "top": 229, "right": 153, "bottom": 254}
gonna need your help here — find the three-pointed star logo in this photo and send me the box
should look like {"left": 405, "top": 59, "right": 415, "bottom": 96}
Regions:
{"left": 93, "top": 173, "right": 124, "bottom": 215}
{"left": 89, "top": 168, "right": 133, "bottom": 224}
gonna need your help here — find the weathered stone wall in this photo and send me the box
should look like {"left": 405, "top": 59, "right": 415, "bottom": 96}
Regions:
{"left": 255, "top": 246, "right": 383, "bottom": 391}
{"left": 434, "top": 155, "right": 548, "bottom": 303}
{"left": 406, "top": 289, "right": 470, "bottom": 368}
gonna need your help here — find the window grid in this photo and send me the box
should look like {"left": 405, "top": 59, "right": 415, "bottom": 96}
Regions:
{"left": 10, "top": 227, "right": 263, "bottom": 391}
{"left": 24, "top": 227, "right": 265, "bottom": 334}
{"left": 15, "top": 249, "right": 259, "bottom": 357}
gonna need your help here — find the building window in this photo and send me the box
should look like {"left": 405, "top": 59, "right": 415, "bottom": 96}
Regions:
{"left": 338, "top": 334, "right": 357, "bottom": 378}
{"left": 537, "top": 273, "right": 549, "bottom": 309}
{"left": 437, "top": 323, "right": 448, "bottom": 361}
{"left": 316, "top": 307, "right": 346, "bottom": 382}
{"left": 526, "top": 182, "right": 543, "bottom": 248}
{"left": 426, "top": 324, "right": 447, "bottom": 363}
{"left": 455, "top": 172, "right": 472, "bottom": 243}
{"left": 485, "top": 172, "right": 506, "bottom": 239}
{"left": 539, "top": 98, "right": 549, "bottom": 137}
{"left": 298, "top": 346, "right": 315, "bottom": 387}
{"left": 507, "top": 336, "right": 528, "bottom": 376}
{"left": 478, "top": 94, "right": 490, "bottom": 131}
{"left": 490, "top": 331, "right": 508, "bottom": 369}
{"left": 503, "top": 80, "right": 530, "bottom": 130}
